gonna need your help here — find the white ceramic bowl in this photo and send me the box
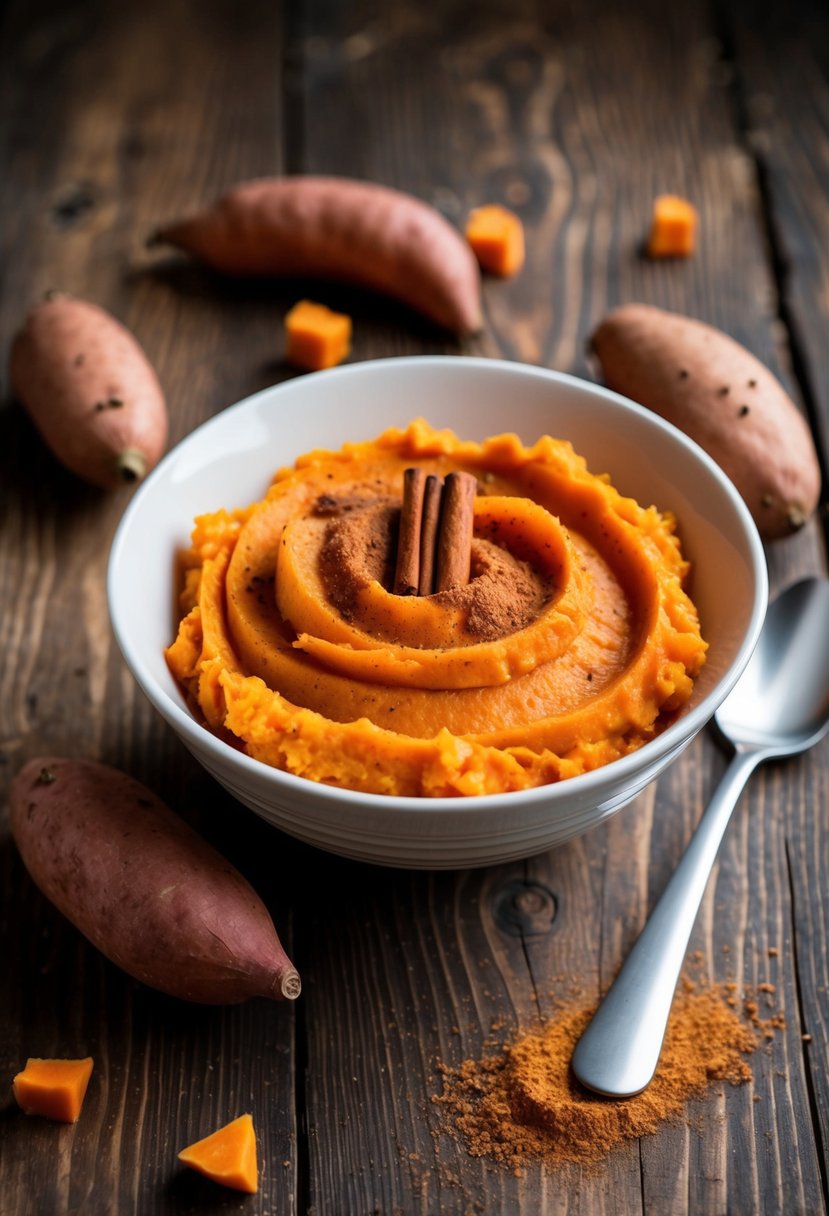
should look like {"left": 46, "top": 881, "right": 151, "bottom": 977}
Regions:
{"left": 108, "top": 357, "right": 768, "bottom": 869}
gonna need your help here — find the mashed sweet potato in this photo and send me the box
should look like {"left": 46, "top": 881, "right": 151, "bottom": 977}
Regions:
{"left": 166, "top": 420, "right": 706, "bottom": 797}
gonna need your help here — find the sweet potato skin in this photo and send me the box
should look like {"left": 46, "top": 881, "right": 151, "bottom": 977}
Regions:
{"left": 9, "top": 294, "right": 167, "bottom": 489}
{"left": 152, "top": 176, "right": 483, "bottom": 336}
{"left": 589, "top": 304, "right": 821, "bottom": 540}
{"left": 9, "top": 758, "right": 300, "bottom": 1004}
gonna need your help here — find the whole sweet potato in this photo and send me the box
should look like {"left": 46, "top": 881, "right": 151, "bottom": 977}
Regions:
{"left": 9, "top": 293, "right": 168, "bottom": 489}
{"left": 150, "top": 175, "right": 483, "bottom": 336}
{"left": 9, "top": 758, "right": 300, "bottom": 1004}
{"left": 589, "top": 304, "right": 821, "bottom": 540}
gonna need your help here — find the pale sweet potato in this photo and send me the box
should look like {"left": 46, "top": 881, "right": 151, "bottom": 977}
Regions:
{"left": 150, "top": 176, "right": 483, "bottom": 336}
{"left": 589, "top": 304, "right": 821, "bottom": 540}
{"left": 9, "top": 758, "right": 300, "bottom": 1004}
{"left": 9, "top": 293, "right": 168, "bottom": 489}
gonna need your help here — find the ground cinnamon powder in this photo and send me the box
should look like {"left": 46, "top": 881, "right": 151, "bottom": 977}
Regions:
{"left": 434, "top": 984, "right": 759, "bottom": 1167}
{"left": 317, "top": 493, "right": 550, "bottom": 641}
{"left": 445, "top": 541, "right": 551, "bottom": 640}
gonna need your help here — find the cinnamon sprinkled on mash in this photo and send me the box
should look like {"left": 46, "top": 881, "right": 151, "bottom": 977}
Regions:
{"left": 166, "top": 420, "right": 706, "bottom": 797}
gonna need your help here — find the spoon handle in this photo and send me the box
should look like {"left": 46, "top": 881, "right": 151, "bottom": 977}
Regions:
{"left": 571, "top": 747, "right": 763, "bottom": 1097}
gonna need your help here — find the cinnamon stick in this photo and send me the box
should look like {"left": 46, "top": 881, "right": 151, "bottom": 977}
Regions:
{"left": 435, "top": 470, "right": 477, "bottom": 592}
{"left": 393, "top": 467, "right": 427, "bottom": 595}
{"left": 418, "top": 474, "right": 443, "bottom": 595}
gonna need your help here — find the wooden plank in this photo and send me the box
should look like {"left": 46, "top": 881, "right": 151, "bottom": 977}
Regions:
{"left": 2, "top": 0, "right": 828, "bottom": 1213}
{"left": 288, "top": 1, "right": 828, "bottom": 1213}
{"left": 0, "top": 2, "right": 299, "bottom": 1213}
{"left": 295, "top": 853, "right": 543, "bottom": 1214}
{"left": 723, "top": 0, "right": 829, "bottom": 472}
{"left": 723, "top": 6, "right": 829, "bottom": 1202}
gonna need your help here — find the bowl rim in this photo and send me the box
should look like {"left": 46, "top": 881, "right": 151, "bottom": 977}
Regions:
{"left": 107, "top": 354, "right": 769, "bottom": 813}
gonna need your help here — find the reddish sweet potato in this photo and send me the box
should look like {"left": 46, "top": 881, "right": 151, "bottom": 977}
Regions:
{"left": 589, "top": 304, "right": 822, "bottom": 540}
{"left": 150, "top": 176, "right": 483, "bottom": 336}
{"left": 9, "top": 758, "right": 300, "bottom": 1004}
{"left": 9, "top": 293, "right": 168, "bottom": 489}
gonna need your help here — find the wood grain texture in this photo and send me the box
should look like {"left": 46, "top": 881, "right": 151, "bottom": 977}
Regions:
{"left": 0, "top": 2, "right": 299, "bottom": 1214}
{"left": 721, "top": 6, "right": 829, "bottom": 1190}
{"left": 723, "top": 0, "right": 829, "bottom": 471}
{"left": 1, "top": 0, "right": 828, "bottom": 1213}
{"left": 289, "top": 1, "right": 828, "bottom": 1214}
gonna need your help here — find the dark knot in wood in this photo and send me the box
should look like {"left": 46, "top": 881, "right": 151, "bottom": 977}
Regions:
{"left": 493, "top": 880, "right": 557, "bottom": 937}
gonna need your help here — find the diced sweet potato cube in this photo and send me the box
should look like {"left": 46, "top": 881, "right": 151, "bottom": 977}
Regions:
{"left": 284, "top": 300, "right": 352, "bottom": 371}
{"left": 646, "top": 194, "right": 698, "bottom": 258}
{"left": 465, "top": 204, "right": 525, "bottom": 276}
{"left": 178, "top": 1113, "right": 258, "bottom": 1194}
{"left": 13, "top": 1057, "right": 94, "bottom": 1122}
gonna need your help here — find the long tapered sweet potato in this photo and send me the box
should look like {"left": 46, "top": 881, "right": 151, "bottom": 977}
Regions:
{"left": 9, "top": 758, "right": 300, "bottom": 1004}
{"left": 178, "top": 1114, "right": 258, "bottom": 1193}
{"left": 150, "top": 176, "right": 483, "bottom": 335}
{"left": 9, "top": 293, "right": 168, "bottom": 489}
{"left": 589, "top": 304, "right": 822, "bottom": 539}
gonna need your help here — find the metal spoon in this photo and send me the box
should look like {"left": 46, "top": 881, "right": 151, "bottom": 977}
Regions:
{"left": 572, "top": 576, "right": 829, "bottom": 1098}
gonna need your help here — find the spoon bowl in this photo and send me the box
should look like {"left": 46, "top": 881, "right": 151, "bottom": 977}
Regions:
{"left": 715, "top": 576, "right": 829, "bottom": 754}
{"left": 572, "top": 576, "right": 829, "bottom": 1098}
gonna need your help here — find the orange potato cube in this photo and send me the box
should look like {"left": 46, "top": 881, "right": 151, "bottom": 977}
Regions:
{"left": 13, "top": 1057, "right": 94, "bottom": 1123}
{"left": 178, "top": 1113, "right": 258, "bottom": 1194}
{"left": 284, "top": 299, "right": 351, "bottom": 371}
{"left": 465, "top": 204, "right": 525, "bottom": 277}
{"left": 646, "top": 194, "right": 698, "bottom": 257}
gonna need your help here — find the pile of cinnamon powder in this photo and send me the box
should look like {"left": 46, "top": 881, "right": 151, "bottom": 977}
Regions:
{"left": 433, "top": 983, "right": 762, "bottom": 1168}
{"left": 317, "top": 491, "right": 551, "bottom": 641}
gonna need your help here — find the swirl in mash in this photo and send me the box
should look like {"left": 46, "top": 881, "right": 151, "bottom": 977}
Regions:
{"left": 166, "top": 420, "right": 706, "bottom": 797}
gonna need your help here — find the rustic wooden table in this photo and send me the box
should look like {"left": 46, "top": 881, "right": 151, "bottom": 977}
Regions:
{"left": 2, "top": 1, "right": 828, "bottom": 1212}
